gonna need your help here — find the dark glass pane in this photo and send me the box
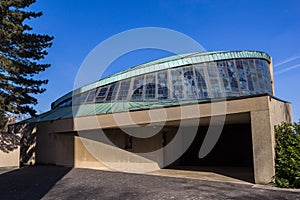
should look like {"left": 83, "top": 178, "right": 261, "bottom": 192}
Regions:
{"left": 95, "top": 87, "right": 108, "bottom": 103}
{"left": 106, "top": 83, "right": 119, "bottom": 101}
{"left": 59, "top": 98, "right": 72, "bottom": 108}
{"left": 249, "top": 59, "right": 259, "bottom": 93}
{"left": 97, "top": 87, "right": 108, "bottom": 97}
{"left": 227, "top": 60, "right": 239, "bottom": 92}
{"left": 243, "top": 60, "right": 254, "bottom": 92}
{"left": 217, "top": 61, "right": 231, "bottom": 92}
{"left": 236, "top": 60, "right": 248, "bottom": 90}
{"left": 255, "top": 59, "right": 265, "bottom": 93}
{"left": 262, "top": 60, "right": 272, "bottom": 94}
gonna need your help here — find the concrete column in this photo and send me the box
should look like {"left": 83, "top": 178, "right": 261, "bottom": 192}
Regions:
{"left": 251, "top": 110, "right": 275, "bottom": 184}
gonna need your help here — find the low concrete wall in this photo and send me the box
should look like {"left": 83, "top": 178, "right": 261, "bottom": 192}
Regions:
{"left": 0, "top": 132, "right": 20, "bottom": 168}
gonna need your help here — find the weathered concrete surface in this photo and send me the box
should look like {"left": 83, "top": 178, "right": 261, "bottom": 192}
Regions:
{"left": 0, "top": 132, "right": 20, "bottom": 168}
{"left": 0, "top": 166, "right": 299, "bottom": 200}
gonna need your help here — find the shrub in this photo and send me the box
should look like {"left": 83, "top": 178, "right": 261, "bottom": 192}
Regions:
{"left": 274, "top": 122, "right": 300, "bottom": 188}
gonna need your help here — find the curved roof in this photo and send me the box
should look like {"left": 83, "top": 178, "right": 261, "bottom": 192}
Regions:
{"left": 52, "top": 50, "right": 271, "bottom": 108}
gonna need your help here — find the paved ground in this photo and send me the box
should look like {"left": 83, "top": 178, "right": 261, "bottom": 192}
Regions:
{"left": 150, "top": 166, "right": 254, "bottom": 184}
{"left": 0, "top": 166, "right": 299, "bottom": 200}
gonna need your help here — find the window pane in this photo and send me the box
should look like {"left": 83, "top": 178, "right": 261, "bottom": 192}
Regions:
{"left": 227, "top": 60, "right": 239, "bottom": 92}
{"left": 157, "top": 71, "right": 169, "bottom": 100}
{"left": 243, "top": 60, "right": 254, "bottom": 92}
{"left": 144, "top": 74, "right": 156, "bottom": 100}
{"left": 59, "top": 98, "right": 72, "bottom": 108}
{"left": 183, "top": 66, "right": 197, "bottom": 99}
{"left": 249, "top": 59, "right": 259, "bottom": 93}
{"left": 96, "top": 87, "right": 108, "bottom": 102}
{"left": 171, "top": 68, "right": 184, "bottom": 99}
{"left": 194, "top": 65, "right": 209, "bottom": 98}
{"left": 207, "top": 62, "right": 222, "bottom": 97}
{"left": 255, "top": 59, "right": 265, "bottom": 93}
{"left": 106, "top": 83, "right": 119, "bottom": 101}
{"left": 131, "top": 76, "right": 144, "bottom": 100}
{"left": 117, "top": 80, "right": 131, "bottom": 101}
{"left": 217, "top": 61, "right": 231, "bottom": 93}
{"left": 236, "top": 60, "right": 248, "bottom": 90}
{"left": 73, "top": 93, "right": 88, "bottom": 105}
{"left": 85, "top": 89, "right": 97, "bottom": 103}
{"left": 262, "top": 60, "right": 272, "bottom": 94}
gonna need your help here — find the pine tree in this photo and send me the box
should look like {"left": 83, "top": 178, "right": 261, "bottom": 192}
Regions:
{"left": 0, "top": 0, "right": 53, "bottom": 117}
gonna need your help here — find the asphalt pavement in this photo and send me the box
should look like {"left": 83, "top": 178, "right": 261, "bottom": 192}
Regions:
{"left": 0, "top": 166, "right": 299, "bottom": 200}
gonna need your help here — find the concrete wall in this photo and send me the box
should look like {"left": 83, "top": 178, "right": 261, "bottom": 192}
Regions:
{"left": 0, "top": 132, "right": 20, "bottom": 168}
{"left": 13, "top": 95, "right": 292, "bottom": 184}
{"left": 251, "top": 97, "right": 292, "bottom": 184}
{"left": 35, "top": 129, "right": 109, "bottom": 169}
{"left": 74, "top": 135, "right": 110, "bottom": 169}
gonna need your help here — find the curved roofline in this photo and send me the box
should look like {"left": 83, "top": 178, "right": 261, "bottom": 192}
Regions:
{"left": 52, "top": 50, "right": 271, "bottom": 108}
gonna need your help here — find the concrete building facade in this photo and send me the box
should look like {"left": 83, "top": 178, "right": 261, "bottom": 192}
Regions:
{"left": 11, "top": 51, "right": 292, "bottom": 184}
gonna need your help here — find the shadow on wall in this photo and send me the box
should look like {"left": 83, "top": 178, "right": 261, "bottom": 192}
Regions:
{"left": 0, "top": 165, "right": 71, "bottom": 200}
{"left": 9, "top": 123, "right": 36, "bottom": 166}
{"left": 1, "top": 117, "right": 20, "bottom": 153}
{"left": 0, "top": 132, "right": 20, "bottom": 153}
{"left": 284, "top": 103, "right": 292, "bottom": 123}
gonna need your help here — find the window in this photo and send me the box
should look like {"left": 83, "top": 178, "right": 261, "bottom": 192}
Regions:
{"left": 262, "top": 60, "right": 272, "bottom": 94}
{"left": 227, "top": 60, "right": 239, "bottom": 92}
{"left": 85, "top": 89, "right": 97, "bottom": 103}
{"left": 73, "top": 93, "right": 88, "bottom": 105}
{"left": 131, "top": 76, "right": 144, "bottom": 100}
{"left": 144, "top": 74, "right": 156, "bottom": 100}
{"left": 194, "top": 65, "right": 209, "bottom": 98}
{"left": 243, "top": 60, "right": 254, "bottom": 92}
{"left": 217, "top": 61, "right": 231, "bottom": 92}
{"left": 106, "top": 83, "right": 119, "bottom": 102}
{"left": 157, "top": 71, "right": 169, "bottom": 100}
{"left": 207, "top": 62, "right": 222, "bottom": 97}
{"left": 183, "top": 67, "right": 197, "bottom": 99}
{"left": 249, "top": 59, "right": 259, "bottom": 94}
{"left": 236, "top": 60, "right": 248, "bottom": 90}
{"left": 96, "top": 87, "right": 108, "bottom": 102}
{"left": 255, "top": 59, "right": 265, "bottom": 93}
{"left": 171, "top": 68, "right": 184, "bottom": 99}
{"left": 59, "top": 98, "right": 72, "bottom": 108}
{"left": 117, "top": 80, "right": 131, "bottom": 101}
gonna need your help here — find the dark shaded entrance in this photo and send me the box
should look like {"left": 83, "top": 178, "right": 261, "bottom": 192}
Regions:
{"left": 167, "top": 124, "right": 254, "bottom": 182}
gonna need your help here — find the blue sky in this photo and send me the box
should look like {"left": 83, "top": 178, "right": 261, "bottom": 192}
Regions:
{"left": 27, "top": 0, "right": 300, "bottom": 121}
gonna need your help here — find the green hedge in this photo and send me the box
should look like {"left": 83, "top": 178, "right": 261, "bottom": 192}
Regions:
{"left": 274, "top": 122, "right": 300, "bottom": 188}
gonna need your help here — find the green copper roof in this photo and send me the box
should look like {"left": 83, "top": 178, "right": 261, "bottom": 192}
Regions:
{"left": 24, "top": 93, "right": 277, "bottom": 124}
{"left": 25, "top": 99, "right": 204, "bottom": 123}
{"left": 52, "top": 50, "right": 271, "bottom": 108}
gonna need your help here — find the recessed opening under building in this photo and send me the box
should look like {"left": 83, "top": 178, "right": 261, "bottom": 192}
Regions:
{"left": 166, "top": 123, "right": 254, "bottom": 182}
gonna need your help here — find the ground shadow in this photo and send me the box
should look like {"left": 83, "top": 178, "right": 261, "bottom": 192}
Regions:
{"left": 0, "top": 165, "right": 71, "bottom": 200}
